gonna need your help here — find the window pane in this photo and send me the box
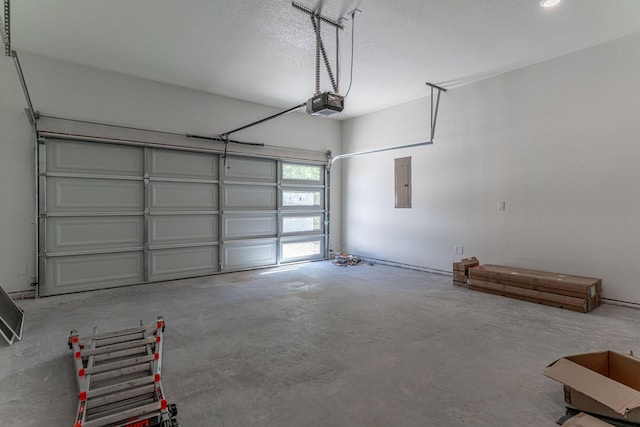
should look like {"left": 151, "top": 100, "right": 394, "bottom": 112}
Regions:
{"left": 283, "top": 215, "right": 322, "bottom": 233}
{"left": 282, "top": 240, "right": 322, "bottom": 259}
{"left": 282, "top": 164, "right": 321, "bottom": 181}
{"left": 282, "top": 190, "right": 321, "bottom": 207}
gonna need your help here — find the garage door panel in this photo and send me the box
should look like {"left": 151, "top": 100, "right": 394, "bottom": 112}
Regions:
{"left": 43, "top": 252, "right": 144, "bottom": 295}
{"left": 150, "top": 149, "right": 218, "bottom": 180}
{"left": 149, "top": 246, "right": 219, "bottom": 281}
{"left": 222, "top": 185, "right": 276, "bottom": 210}
{"left": 224, "top": 157, "right": 276, "bottom": 182}
{"left": 222, "top": 239, "right": 277, "bottom": 270}
{"left": 222, "top": 214, "right": 277, "bottom": 239}
{"left": 149, "top": 181, "right": 218, "bottom": 211}
{"left": 47, "top": 139, "right": 143, "bottom": 176}
{"left": 149, "top": 215, "right": 218, "bottom": 245}
{"left": 46, "top": 177, "right": 144, "bottom": 213}
{"left": 46, "top": 216, "right": 144, "bottom": 253}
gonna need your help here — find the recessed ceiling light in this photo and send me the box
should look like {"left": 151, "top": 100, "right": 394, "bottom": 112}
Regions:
{"left": 540, "top": 0, "right": 561, "bottom": 7}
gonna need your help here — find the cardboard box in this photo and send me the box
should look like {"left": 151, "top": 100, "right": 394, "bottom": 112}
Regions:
{"left": 453, "top": 272, "right": 468, "bottom": 282}
{"left": 469, "top": 264, "right": 601, "bottom": 294}
{"left": 452, "top": 257, "right": 477, "bottom": 289}
{"left": 469, "top": 265, "right": 602, "bottom": 312}
{"left": 545, "top": 351, "right": 640, "bottom": 424}
{"left": 562, "top": 412, "right": 614, "bottom": 427}
{"left": 469, "top": 274, "right": 591, "bottom": 299}
{"left": 468, "top": 279, "right": 588, "bottom": 312}
{"left": 453, "top": 257, "right": 479, "bottom": 273}
{"left": 452, "top": 280, "right": 469, "bottom": 289}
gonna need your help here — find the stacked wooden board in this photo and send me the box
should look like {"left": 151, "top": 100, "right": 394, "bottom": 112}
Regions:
{"left": 452, "top": 257, "right": 479, "bottom": 287}
{"left": 468, "top": 264, "right": 602, "bottom": 313}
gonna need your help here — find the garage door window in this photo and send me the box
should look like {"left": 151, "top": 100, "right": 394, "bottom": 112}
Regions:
{"left": 282, "top": 190, "right": 322, "bottom": 207}
{"left": 281, "top": 238, "right": 324, "bottom": 261}
{"left": 282, "top": 164, "right": 322, "bottom": 181}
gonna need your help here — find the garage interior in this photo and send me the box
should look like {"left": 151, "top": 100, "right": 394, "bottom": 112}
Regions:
{"left": 1, "top": 1, "right": 640, "bottom": 426}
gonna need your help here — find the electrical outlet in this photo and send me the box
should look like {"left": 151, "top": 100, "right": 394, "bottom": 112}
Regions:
{"left": 17, "top": 265, "right": 27, "bottom": 276}
{"left": 455, "top": 245, "right": 464, "bottom": 255}
{"left": 498, "top": 201, "right": 506, "bottom": 210}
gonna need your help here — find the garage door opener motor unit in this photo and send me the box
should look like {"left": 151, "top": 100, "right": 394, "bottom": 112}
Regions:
{"left": 68, "top": 316, "right": 179, "bottom": 427}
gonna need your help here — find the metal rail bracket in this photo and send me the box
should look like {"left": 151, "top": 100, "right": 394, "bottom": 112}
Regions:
{"left": 1, "top": 0, "right": 10, "bottom": 56}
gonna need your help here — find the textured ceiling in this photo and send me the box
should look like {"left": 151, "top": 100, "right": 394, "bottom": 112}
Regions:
{"left": 9, "top": 0, "right": 640, "bottom": 119}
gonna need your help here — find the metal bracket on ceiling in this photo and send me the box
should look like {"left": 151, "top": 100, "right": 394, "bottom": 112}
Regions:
{"left": 327, "top": 82, "right": 448, "bottom": 170}
{"left": 1, "top": 0, "right": 10, "bottom": 56}
{"left": 292, "top": 2, "right": 344, "bottom": 30}
{"left": 426, "top": 82, "right": 447, "bottom": 142}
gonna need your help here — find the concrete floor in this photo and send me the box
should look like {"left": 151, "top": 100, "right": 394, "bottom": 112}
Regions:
{"left": 1, "top": 261, "right": 639, "bottom": 426}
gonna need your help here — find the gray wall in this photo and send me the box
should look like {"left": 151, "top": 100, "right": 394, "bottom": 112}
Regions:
{"left": 342, "top": 32, "right": 640, "bottom": 304}
{"left": 0, "top": 52, "right": 342, "bottom": 293}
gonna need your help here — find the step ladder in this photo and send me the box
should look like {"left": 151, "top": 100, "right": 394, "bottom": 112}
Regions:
{"left": 68, "top": 316, "right": 179, "bottom": 427}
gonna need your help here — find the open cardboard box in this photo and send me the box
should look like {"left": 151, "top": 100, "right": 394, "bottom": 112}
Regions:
{"left": 545, "top": 351, "right": 640, "bottom": 424}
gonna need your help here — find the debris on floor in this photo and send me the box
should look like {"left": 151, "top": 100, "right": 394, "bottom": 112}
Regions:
{"left": 333, "top": 252, "right": 363, "bottom": 267}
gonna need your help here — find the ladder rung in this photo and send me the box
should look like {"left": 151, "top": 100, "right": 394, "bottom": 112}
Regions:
{"left": 87, "top": 384, "right": 156, "bottom": 410}
{"left": 91, "top": 331, "right": 145, "bottom": 347}
{"left": 87, "top": 375, "right": 156, "bottom": 399}
{"left": 84, "top": 400, "right": 161, "bottom": 427}
{"left": 81, "top": 335, "right": 157, "bottom": 357}
{"left": 90, "top": 363, "right": 151, "bottom": 383}
{"left": 92, "top": 346, "right": 149, "bottom": 363}
{"left": 77, "top": 325, "right": 153, "bottom": 341}
{"left": 87, "top": 393, "right": 156, "bottom": 419}
{"left": 85, "top": 354, "right": 156, "bottom": 376}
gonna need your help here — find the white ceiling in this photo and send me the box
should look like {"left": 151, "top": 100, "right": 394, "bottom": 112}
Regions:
{"left": 9, "top": 0, "right": 640, "bottom": 119}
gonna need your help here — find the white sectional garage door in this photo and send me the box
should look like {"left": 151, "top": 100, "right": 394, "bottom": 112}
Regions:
{"left": 38, "top": 138, "right": 327, "bottom": 295}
